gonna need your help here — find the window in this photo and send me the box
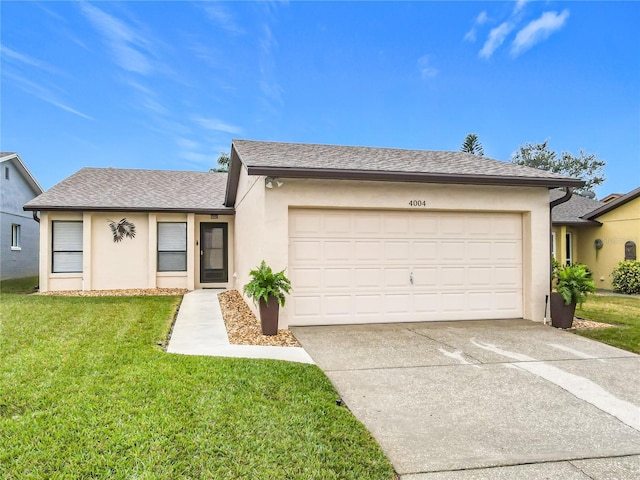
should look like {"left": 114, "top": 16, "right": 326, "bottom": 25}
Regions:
{"left": 5, "top": 166, "right": 9, "bottom": 180}
{"left": 551, "top": 232, "right": 556, "bottom": 260}
{"left": 565, "top": 232, "right": 573, "bottom": 266}
{"left": 11, "top": 224, "right": 20, "bottom": 249}
{"left": 158, "top": 222, "right": 187, "bottom": 272}
{"left": 52, "top": 221, "right": 83, "bottom": 273}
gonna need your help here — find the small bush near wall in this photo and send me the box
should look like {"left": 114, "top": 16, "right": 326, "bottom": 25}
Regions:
{"left": 611, "top": 261, "right": 640, "bottom": 294}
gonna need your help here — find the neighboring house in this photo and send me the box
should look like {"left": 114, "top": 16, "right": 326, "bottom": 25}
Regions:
{"left": 552, "top": 187, "right": 640, "bottom": 290}
{"left": 1, "top": 152, "right": 43, "bottom": 280}
{"left": 24, "top": 140, "right": 582, "bottom": 327}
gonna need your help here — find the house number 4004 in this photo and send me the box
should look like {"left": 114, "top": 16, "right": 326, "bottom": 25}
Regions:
{"left": 409, "top": 200, "right": 426, "bottom": 207}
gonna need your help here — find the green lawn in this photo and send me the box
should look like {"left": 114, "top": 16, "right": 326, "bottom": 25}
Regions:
{"left": 0, "top": 287, "right": 394, "bottom": 479}
{"left": 575, "top": 294, "right": 640, "bottom": 354}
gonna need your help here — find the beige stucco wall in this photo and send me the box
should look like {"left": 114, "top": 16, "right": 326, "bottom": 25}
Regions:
{"left": 39, "top": 211, "right": 235, "bottom": 292}
{"left": 234, "top": 176, "right": 552, "bottom": 327}
{"left": 232, "top": 166, "right": 266, "bottom": 306}
{"left": 575, "top": 198, "right": 639, "bottom": 290}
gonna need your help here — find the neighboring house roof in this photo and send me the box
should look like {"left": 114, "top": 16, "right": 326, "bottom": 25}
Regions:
{"left": 583, "top": 186, "right": 640, "bottom": 220}
{"left": 225, "top": 140, "right": 584, "bottom": 206}
{"left": 550, "top": 189, "right": 605, "bottom": 225}
{"left": 1, "top": 152, "right": 44, "bottom": 195}
{"left": 601, "top": 193, "right": 623, "bottom": 203}
{"left": 24, "top": 167, "right": 232, "bottom": 214}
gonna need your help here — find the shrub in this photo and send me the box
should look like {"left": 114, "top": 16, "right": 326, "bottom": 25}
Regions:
{"left": 611, "top": 260, "right": 640, "bottom": 294}
{"left": 555, "top": 263, "right": 596, "bottom": 306}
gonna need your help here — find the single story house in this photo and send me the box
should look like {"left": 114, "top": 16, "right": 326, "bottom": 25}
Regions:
{"left": 1, "top": 152, "right": 43, "bottom": 280}
{"left": 24, "top": 140, "right": 583, "bottom": 328}
{"left": 551, "top": 187, "right": 639, "bottom": 290}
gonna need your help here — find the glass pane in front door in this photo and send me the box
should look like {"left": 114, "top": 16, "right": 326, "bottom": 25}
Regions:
{"left": 201, "top": 223, "right": 228, "bottom": 283}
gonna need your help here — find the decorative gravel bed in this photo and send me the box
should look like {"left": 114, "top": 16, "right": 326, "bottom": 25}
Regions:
{"left": 217, "top": 290, "right": 301, "bottom": 347}
{"left": 571, "top": 317, "right": 617, "bottom": 330}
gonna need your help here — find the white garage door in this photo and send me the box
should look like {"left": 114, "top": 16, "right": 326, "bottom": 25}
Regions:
{"left": 288, "top": 209, "right": 522, "bottom": 326}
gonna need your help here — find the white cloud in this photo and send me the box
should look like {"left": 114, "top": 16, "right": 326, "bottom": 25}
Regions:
{"left": 1, "top": 46, "right": 62, "bottom": 74}
{"left": 79, "top": 2, "right": 152, "bottom": 75}
{"left": 513, "top": 0, "right": 530, "bottom": 14}
{"left": 464, "top": 11, "right": 489, "bottom": 42}
{"left": 191, "top": 116, "right": 243, "bottom": 135}
{"left": 202, "top": 4, "right": 244, "bottom": 34}
{"left": 417, "top": 55, "right": 438, "bottom": 79}
{"left": 3, "top": 70, "right": 92, "bottom": 120}
{"left": 511, "top": 10, "right": 570, "bottom": 56}
{"left": 479, "top": 22, "right": 514, "bottom": 59}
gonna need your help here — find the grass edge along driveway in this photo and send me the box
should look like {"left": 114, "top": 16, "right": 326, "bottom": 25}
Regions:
{"left": 575, "top": 294, "right": 640, "bottom": 354}
{"left": 0, "top": 286, "right": 394, "bottom": 479}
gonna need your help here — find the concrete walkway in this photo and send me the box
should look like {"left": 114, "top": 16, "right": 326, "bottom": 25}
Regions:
{"left": 166, "top": 289, "right": 314, "bottom": 364}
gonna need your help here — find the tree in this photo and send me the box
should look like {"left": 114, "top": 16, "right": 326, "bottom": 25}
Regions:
{"left": 510, "top": 140, "right": 606, "bottom": 193}
{"left": 460, "top": 133, "right": 484, "bottom": 156}
{"left": 210, "top": 152, "right": 230, "bottom": 172}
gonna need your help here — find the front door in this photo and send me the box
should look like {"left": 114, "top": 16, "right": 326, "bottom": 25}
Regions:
{"left": 200, "top": 223, "right": 228, "bottom": 283}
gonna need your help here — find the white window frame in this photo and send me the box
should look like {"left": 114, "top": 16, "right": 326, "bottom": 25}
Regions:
{"left": 11, "top": 224, "right": 21, "bottom": 250}
{"left": 551, "top": 231, "right": 556, "bottom": 261}
{"left": 52, "top": 221, "right": 83, "bottom": 273}
{"left": 157, "top": 222, "right": 187, "bottom": 272}
{"left": 565, "top": 232, "right": 573, "bottom": 266}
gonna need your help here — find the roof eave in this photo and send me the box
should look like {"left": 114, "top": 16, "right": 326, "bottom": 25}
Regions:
{"left": 23, "top": 205, "right": 235, "bottom": 215}
{"left": 583, "top": 186, "right": 640, "bottom": 220}
{"left": 245, "top": 166, "right": 585, "bottom": 188}
{"left": 552, "top": 220, "right": 603, "bottom": 227}
{"left": 2, "top": 153, "right": 44, "bottom": 194}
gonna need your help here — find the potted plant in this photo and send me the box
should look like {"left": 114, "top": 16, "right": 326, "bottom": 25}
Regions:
{"left": 243, "top": 260, "right": 292, "bottom": 335}
{"left": 550, "top": 264, "right": 595, "bottom": 328}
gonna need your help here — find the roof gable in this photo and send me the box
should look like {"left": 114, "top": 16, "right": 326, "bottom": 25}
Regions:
{"left": 583, "top": 186, "right": 640, "bottom": 220}
{"left": 24, "top": 167, "right": 231, "bottom": 213}
{"left": 1, "top": 152, "right": 44, "bottom": 195}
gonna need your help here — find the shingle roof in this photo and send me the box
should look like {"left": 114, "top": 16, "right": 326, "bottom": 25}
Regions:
{"left": 24, "top": 168, "right": 231, "bottom": 213}
{"left": 550, "top": 189, "right": 605, "bottom": 225}
{"left": 232, "top": 139, "right": 582, "bottom": 184}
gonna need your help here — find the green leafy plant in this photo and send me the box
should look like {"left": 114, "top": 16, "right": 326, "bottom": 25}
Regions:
{"left": 243, "top": 260, "right": 292, "bottom": 307}
{"left": 555, "top": 263, "right": 596, "bottom": 306}
{"left": 611, "top": 260, "right": 640, "bottom": 295}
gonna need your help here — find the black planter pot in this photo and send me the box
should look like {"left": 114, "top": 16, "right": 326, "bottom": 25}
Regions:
{"left": 550, "top": 292, "right": 576, "bottom": 329}
{"left": 258, "top": 295, "right": 280, "bottom": 336}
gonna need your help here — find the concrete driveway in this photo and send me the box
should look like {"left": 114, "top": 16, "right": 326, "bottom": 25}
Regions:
{"left": 292, "top": 320, "right": 640, "bottom": 479}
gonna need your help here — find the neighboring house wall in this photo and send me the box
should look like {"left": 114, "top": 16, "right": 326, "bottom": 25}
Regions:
{"left": 234, "top": 177, "right": 551, "bottom": 328}
{"left": 0, "top": 159, "right": 40, "bottom": 280}
{"left": 38, "top": 210, "right": 234, "bottom": 292}
{"left": 576, "top": 198, "right": 640, "bottom": 290}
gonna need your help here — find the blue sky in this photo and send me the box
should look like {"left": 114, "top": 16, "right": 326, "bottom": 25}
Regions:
{"left": 2, "top": 1, "right": 639, "bottom": 197}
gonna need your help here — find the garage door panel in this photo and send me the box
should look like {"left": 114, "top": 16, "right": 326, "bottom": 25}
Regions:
{"left": 324, "top": 241, "right": 351, "bottom": 261}
{"left": 354, "top": 240, "right": 382, "bottom": 260}
{"left": 324, "top": 295, "right": 352, "bottom": 315}
{"left": 354, "top": 268, "right": 382, "bottom": 288}
{"left": 290, "top": 267, "right": 322, "bottom": 288}
{"left": 289, "top": 209, "right": 523, "bottom": 326}
{"left": 413, "top": 241, "right": 438, "bottom": 261}
{"left": 324, "top": 214, "right": 351, "bottom": 235}
{"left": 440, "top": 241, "right": 466, "bottom": 261}
{"left": 290, "top": 240, "right": 322, "bottom": 262}
{"left": 354, "top": 215, "right": 381, "bottom": 235}
{"left": 385, "top": 268, "right": 410, "bottom": 287}
{"left": 384, "top": 215, "right": 410, "bottom": 235}
{"left": 468, "top": 266, "right": 493, "bottom": 286}
{"left": 413, "top": 267, "right": 438, "bottom": 286}
{"left": 324, "top": 268, "right": 352, "bottom": 288}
